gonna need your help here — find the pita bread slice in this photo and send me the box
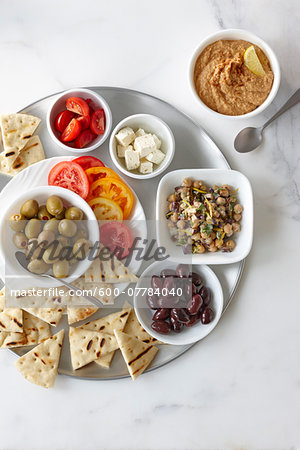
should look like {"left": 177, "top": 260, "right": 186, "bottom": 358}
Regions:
{"left": 124, "top": 308, "right": 161, "bottom": 345}
{"left": 0, "top": 287, "right": 23, "bottom": 332}
{"left": 67, "top": 306, "right": 98, "bottom": 325}
{"left": 69, "top": 327, "right": 119, "bottom": 370}
{"left": 85, "top": 253, "right": 138, "bottom": 284}
{"left": 0, "top": 113, "right": 41, "bottom": 165}
{"left": 0, "top": 136, "right": 45, "bottom": 176}
{"left": 69, "top": 276, "right": 114, "bottom": 305}
{"left": 14, "top": 330, "right": 64, "bottom": 388}
{"left": 23, "top": 307, "right": 64, "bottom": 327}
{"left": 23, "top": 311, "right": 51, "bottom": 345}
{"left": 114, "top": 330, "right": 158, "bottom": 380}
{"left": 0, "top": 330, "right": 27, "bottom": 348}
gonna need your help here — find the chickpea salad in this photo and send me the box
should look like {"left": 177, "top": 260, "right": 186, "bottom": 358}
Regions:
{"left": 166, "top": 178, "right": 243, "bottom": 254}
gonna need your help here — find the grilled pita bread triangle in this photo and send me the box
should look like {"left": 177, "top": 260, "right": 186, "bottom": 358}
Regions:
{"left": 15, "top": 330, "right": 64, "bottom": 388}
{"left": 0, "top": 330, "right": 27, "bottom": 348}
{"left": 67, "top": 306, "right": 98, "bottom": 325}
{"left": 23, "top": 311, "right": 51, "bottom": 345}
{"left": 124, "top": 308, "right": 161, "bottom": 345}
{"left": 85, "top": 246, "right": 138, "bottom": 284}
{"left": 69, "top": 327, "right": 119, "bottom": 370}
{"left": 23, "top": 307, "right": 64, "bottom": 327}
{"left": 0, "top": 287, "right": 23, "bottom": 333}
{"left": 114, "top": 330, "right": 158, "bottom": 380}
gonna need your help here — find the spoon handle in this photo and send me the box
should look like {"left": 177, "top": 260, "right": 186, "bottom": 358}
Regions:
{"left": 263, "top": 87, "right": 300, "bottom": 130}
{"left": 48, "top": 276, "right": 104, "bottom": 308}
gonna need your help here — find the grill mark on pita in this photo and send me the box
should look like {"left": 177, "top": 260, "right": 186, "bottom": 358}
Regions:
{"left": 100, "top": 262, "right": 105, "bottom": 281}
{"left": 96, "top": 351, "right": 101, "bottom": 358}
{"left": 41, "top": 359, "right": 46, "bottom": 365}
{"left": 13, "top": 318, "right": 23, "bottom": 328}
{"left": 5, "top": 151, "right": 16, "bottom": 157}
{"left": 99, "top": 325, "right": 105, "bottom": 330}
{"left": 25, "top": 142, "right": 39, "bottom": 151}
{"left": 100, "top": 338, "right": 105, "bottom": 347}
{"left": 34, "top": 352, "right": 39, "bottom": 357}
{"left": 143, "top": 339, "right": 150, "bottom": 344}
{"left": 13, "top": 160, "right": 24, "bottom": 169}
{"left": 50, "top": 321, "right": 56, "bottom": 325}
{"left": 128, "top": 346, "right": 153, "bottom": 366}
{"left": 87, "top": 339, "right": 93, "bottom": 350}
{"left": 7, "top": 129, "right": 17, "bottom": 134}
{"left": 132, "top": 366, "right": 145, "bottom": 376}
{"left": 0, "top": 321, "right": 5, "bottom": 328}
{"left": 120, "top": 312, "right": 129, "bottom": 318}
{"left": 23, "top": 135, "right": 31, "bottom": 139}
{"left": 111, "top": 258, "right": 115, "bottom": 271}
{"left": 7, "top": 341, "right": 18, "bottom": 346}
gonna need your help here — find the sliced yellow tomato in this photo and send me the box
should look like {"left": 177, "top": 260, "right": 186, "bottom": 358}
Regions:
{"left": 85, "top": 167, "right": 121, "bottom": 185}
{"left": 88, "top": 197, "right": 123, "bottom": 221}
{"left": 88, "top": 177, "right": 134, "bottom": 219}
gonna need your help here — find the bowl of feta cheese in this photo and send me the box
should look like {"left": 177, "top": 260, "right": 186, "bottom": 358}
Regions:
{"left": 109, "top": 114, "right": 175, "bottom": 179}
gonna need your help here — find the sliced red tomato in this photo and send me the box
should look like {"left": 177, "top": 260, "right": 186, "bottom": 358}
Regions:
{"left": 73, "top": 156, "right": 105, "bottom": 171}
{"left": 88, "top": 177, "right": 134, "bottom": 219}
{"left": 85, "top": 167, "right": 120, "bottom": 185}
{"left": 60, "top": 118, "right": 81, "bottom": 142}
{"left": 54, "top": 110, "right": 74, "bottom": 133}
{"left": 74, "top": 129, "right": 97, "bottom": 148}
{"left": 66, "top": 97, "right": 90, "bottom": 116}
{"left": 86, "top": 98, "right": 96, "bottom": 114}
{"left": 100, "top": 222, "right": 133, "bottom": 259}
{"left": 77, "top": 114, "right": 90, "bottom": 130}
{"left": 48, "top": 161, "right": 90, "bottom": 199}
{"left": 90, "top": 109, "right": 105, "bottom": 135}
{"left": 88, "top": 198, "right": 123, "bottom": 221}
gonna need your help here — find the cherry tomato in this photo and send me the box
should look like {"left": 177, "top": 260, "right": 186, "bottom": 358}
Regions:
{"left": 54, "top": 110, "right": 74, "bottom": 133}
{"left": 88, "top": 197, "right": 123, "bottom": 221}
{"left": 73, "top": 156, "right": 105, "bottom": 171}
{"left": 60, "top": 118, "right": 81, "bottom": 142}
{"left": 77, "top": 114, "right": 90, "bottom": 130}
{"left": 66, "top": 97, "right": 90, "bottom": 116}
{"left": 90, "top": 109, "right": 105, "bottom": 135}
{"left": 100, "top": 222, "right": 133, "bottom": 259}
{"left": 88, "top": 177, "right": 134, "bottom": 219}
{"left": 48, "top": 161, "right": 90, "bottom": 199}
{"left": 74, "top": 129, "right": 97, "bottom": 148}
{"left": 85, "top": 167, "right": 120, "bottom": 185}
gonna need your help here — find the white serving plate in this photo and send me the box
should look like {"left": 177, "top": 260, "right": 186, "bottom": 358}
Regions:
{"left": 156, "top": 169, "right": 253, "bottom": 264}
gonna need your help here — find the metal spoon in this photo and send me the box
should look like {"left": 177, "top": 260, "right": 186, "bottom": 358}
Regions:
{"left": 234, "top": 88, "right": 300, "bottom": 153}
{"left": 15, "top": 251, "right": 103, "bottom": 308}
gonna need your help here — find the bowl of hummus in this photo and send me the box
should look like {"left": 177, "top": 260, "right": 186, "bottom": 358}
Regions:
{"left": 189, "top": 29, "right": 280, "bottom": 118}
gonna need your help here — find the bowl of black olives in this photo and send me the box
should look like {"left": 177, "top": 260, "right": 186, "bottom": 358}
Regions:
{"left": 134, "top": 261, "right": 223, "bottom": 345}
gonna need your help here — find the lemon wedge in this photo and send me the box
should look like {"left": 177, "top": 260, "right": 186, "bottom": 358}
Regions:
{"left": 244, "top": 45, "right": 266, "bottom": 77}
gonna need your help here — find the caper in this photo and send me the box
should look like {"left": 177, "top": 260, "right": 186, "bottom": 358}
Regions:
{"left": 46, "top": 196, "right": 64, "bottom": 216}
{"left": 55, "top": 206, "right": 66, "bottom": 220}
{"left": 53, "top": 260, "right": 69, "bottom": 278}
{"left": 20, "top": 199, "right": 39, "bottom": 219}
{"left": 73, "top": 239, "right": 91, "bottom": 260}
{"left": 37, "top": 230, "right": 55, "bottom": 247}
{"left": 65, "top": 206, "right": 84, "bottom": 221}
{"left": 27, "top": 259, "right": 50, "bottom": 275}
{"left": 24, "top": 218, "right": 42, "bottom": 239}
{"left": 13, "top": 232, "right": 28, "bottom": 249}
{"left": 58, "top": 219, "right": 77, "bottom": 237}
{"left": 9, "top": 214, "right": 26, "bottom": 232}
{"left": 38, "top": 205, "right": 53, "bottom": 221}
{"left": 43, "top": 218, "right": 59, "bottom": 233}
{"left": 42, "top": 243, "right": 62, "bottom": 264}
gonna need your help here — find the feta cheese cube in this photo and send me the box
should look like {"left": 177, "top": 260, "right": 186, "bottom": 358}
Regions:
{"left": 139, "top": 160, "right": 153, "bottom": 174}
{"left": 125, "top": 148, "right": 140, "bottom": 171}
{"left": 135, "top": 128, "right": 145, "bottom": 137}
{"left": 115, "top": 127, "right": 135, "bottom": 147}
{"left": 152, "top": 133, "right": 161, "bottom": 149}
{"left": 134, "top": 134, "right": 156, "bottom": 158}
{"left": 146, "top": 149, "right": 165, "bottom": 165}
{"left": 117, "top": 144, "right": 132, "bottom": 158}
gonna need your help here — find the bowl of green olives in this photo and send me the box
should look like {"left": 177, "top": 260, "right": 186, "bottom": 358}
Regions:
{"left": 1, "top": 185, "right": 99, "bottom": 288}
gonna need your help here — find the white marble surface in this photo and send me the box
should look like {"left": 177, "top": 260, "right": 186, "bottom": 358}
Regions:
{"left": 0, "top": 1, "right": 300, "bottom": 449}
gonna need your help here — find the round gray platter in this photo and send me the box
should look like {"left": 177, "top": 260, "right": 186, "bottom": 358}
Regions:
{"left": 0, "top": 87, "right": 244, "bottom": 380}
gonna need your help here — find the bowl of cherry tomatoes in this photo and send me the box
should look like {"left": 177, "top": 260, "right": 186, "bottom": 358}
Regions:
{"left": 47, "top": 88, "right": 112, "bottom": 153}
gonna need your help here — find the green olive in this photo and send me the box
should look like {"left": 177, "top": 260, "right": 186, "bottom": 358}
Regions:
{"left": 37, "top": 230, "right": 55, "bottom": 247}
{"left": 58, "top": 219, "right": 77, "bottom": 237}
{"left": 55, "top": 206, "right": 66, "bottom": 220}
{"left": 68, "top": 256, "right": 78, "bottom": 266}
{"left": 9, "top": 214, "right": 26, "bottom": 232}
{"left": 43, "top": 218, "right": 59, "bottom": 233}
{"left": 65, "top": 206, "right": 84, "bottom": 221}
{"left": 56, "top": 235, "right": 70, "bottom": 247}
{"left": 28, "top": 259, "right": 50, "bottom": 275}
{"left": 38, "top": 205, "right": 53, "bottom": 221}
{"left": 46, "top": 196, "right": 64, "bottom": 216}
{"left": 53, "top": 260, "right": 69, "bottom": 278}
{"left": 20, "top": 199, "right": 39, "bottom": 219}
{"left": 73, "top": 239, "right": 91, "bottom": 260}
{"left": 42, "top": 243, "right": 62, "bottom": 264}
{"left": 13, "top": 232, "right": 28, "bottom": 249}
{"left": 24, "top": 219, "right": 42, "bottom": 239}
{"left": 26, "top": 239, "right": 43, "bottom": 260}
{"left": 73, "top": 228, "right": 88, "bottom": 241}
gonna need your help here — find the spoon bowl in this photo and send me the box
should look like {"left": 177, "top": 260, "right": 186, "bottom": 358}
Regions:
{"left": 234, "top": 127, "right": 263, "bottom": 153}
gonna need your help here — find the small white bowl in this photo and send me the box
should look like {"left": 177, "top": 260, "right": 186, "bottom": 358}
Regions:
{"left": 188, "top": 28, "right": 281, "bottom": 119}
{"left": 134, "top": 260, "right": 224, "bottom": 345}
{"left": 109, "top": 114, "right": 175, "bottom": 179}
{"left": 47, "top": 88, "right": 112, "bottom": 153}
{"left": 156, "top": 168, "right": 253, "bottom": 264}
{"left": 0, "top": 185, "right": 99, "bottom": 289}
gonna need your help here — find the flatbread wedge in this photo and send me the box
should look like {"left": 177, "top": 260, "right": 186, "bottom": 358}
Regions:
{"left": 23, "top": 311, "right": 51, "bottom": 345}
{"left": 69, "top": 327, "right": 119, "bottom": 370}
{"left": 0, "top": 330, "right": 27, "bottom": 348}
{"left": 23, "top": 307, "right": 64, "bottom": 327}
{"left": 124, "top": 308, "right": 161, "bottom": 345}
{"left": 14, "top": 330, "right": 64, "bottom": 388}
{"left": 114, "top": 330, "right": 158, "bottom": 380}
{"left": 0, "top": 136, "right": 45, "bottom": 176}
{"left": 67, "top": 306, "right": 98, "bottom": 325}
{"left": 69, "top": 276, "right": 114, "bottom": 306}
{"left": 0, "top": 287, "right": 23, "bottom": 332}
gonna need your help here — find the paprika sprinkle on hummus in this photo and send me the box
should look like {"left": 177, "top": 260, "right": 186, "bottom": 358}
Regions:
{"left": 193, "top": 39, "right": 274, "bottom": 116}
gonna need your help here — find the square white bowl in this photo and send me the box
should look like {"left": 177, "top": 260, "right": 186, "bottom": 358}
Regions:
{"left": 156, "top": 169, "right": 253, "bottom": 264}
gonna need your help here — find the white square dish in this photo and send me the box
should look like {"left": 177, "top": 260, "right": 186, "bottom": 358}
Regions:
{"left": 156, "top": 169, "right": 253, "bottom": 264}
